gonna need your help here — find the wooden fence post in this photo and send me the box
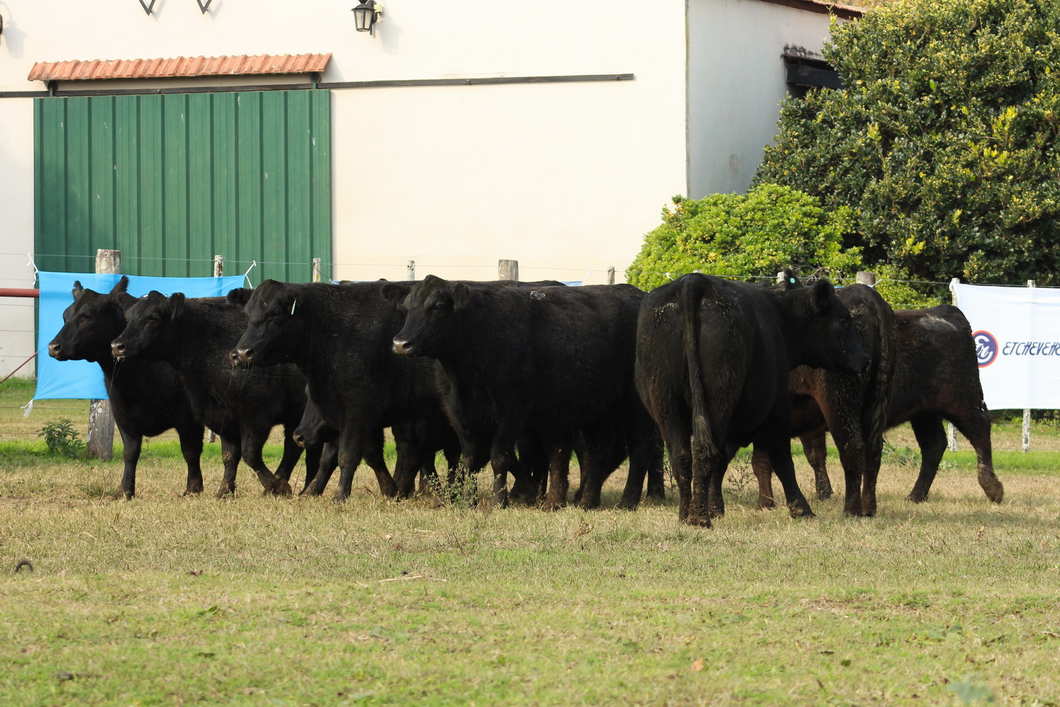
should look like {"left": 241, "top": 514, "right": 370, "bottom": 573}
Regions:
{"left": 312, "top": 258, "right": 322, "bottom": 283}
{"left": 87, "top": 249, "right": 120, "bottom": 460}
{"left": 856, "top": 271, "right": 876, "bottom": 287}
{"left": 498, "top": 259, "right": 519, "bottom": 281}
{"left": 213, "top": 254, "right": 224, "bottom": 278}
{"left": 407, "top": 260, "right": 416, "bottom": 282}
{"left": 607, "top": 267, "right": 616, "bottom": 285}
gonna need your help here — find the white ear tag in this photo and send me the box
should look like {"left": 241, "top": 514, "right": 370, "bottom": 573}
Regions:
{"left": 290, "top": 300, "right": 297, "bottom": 315}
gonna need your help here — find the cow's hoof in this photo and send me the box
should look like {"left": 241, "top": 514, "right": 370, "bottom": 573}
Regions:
{"left": 789, "top": 504, "right": 816, "bottom": 518}
{"left": 683, "top": 514, "right": 712, "bottom": 528}
{"left": 269, "top": 479, "right": 293, "bottom": 497}
{"left": 183, "top": 486, "right": 203, "bottom": 497}
{"left": 757, "top": 499, "right": 777, "bottom": 511}
{"left": 816, "top": 486, "right": 833, "bottom": 500}
{"left": 214, "top": 485, "right": 235, "bottom": 499}
{"left": 331, "top": 493, "right": 349, "bottom": 504}
{"left": 980, "top": 475, "right": 1004, "bottom": 504}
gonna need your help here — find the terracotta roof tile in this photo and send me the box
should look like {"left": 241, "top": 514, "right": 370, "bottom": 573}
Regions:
{"left": 28, "top": 53, "right": 332, "bottom": 82}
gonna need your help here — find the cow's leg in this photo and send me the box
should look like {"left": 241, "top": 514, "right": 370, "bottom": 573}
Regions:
{"left": 544, "top": 439, "right": 572, "bottom": 511}
{"left": 761, "top": 436, "right": 815, "bottom": 519}
{"left": 706, "top": 444, "right": 737, "bottom": 519}
{"left": 116, "top": 426, "right": 142, "bottom": 499}
{"left": 801, "top": 430, "right": 832, "bottom": 500}
{"left": 392, "top": 425, "right": 425, "bottom": 499}
{"left": 577, "top": 423, "right": 615, "bottom": 511}
{"left": 750, "top": 444, "right": 777, "bottom": 510}
{"left": 619, "top": 409, "right": 660, "bottom": 510}
{"left": 301, "top": 442, "right": 322, "bottom": 493}
{"left": 303, "top": 442, "right": 338, "bottom": 495}
{"left": 271, "top": 425, "right": 304, "bottom": 492}
{"left": 950, "top": 409, "right": 1003, "bottom": 503}
{"left": 829, "top": 422, "right": 867, "bottom": 517}
{"left": 658, "top": 421, "right": 693, "bottom": 523}
{"left": 215, "top": 434, "right": 242, "bottom": 498}
{"left": 513, "top": 435, "right": 548, "bottom": 505}
{"left": 689, "top": 444, "right": 719, "bottom": 526}
{"left": 241, "top": 429, "right": 291, "bottom": 496}
{"left": 644, "top": 434, "right": 666, "bottom": 502}
{"left": 175, "top": 422, "right": 205, "bottom": 496}
{"left": 361, "top": 428, "right": 398, "bottom": 499}
{"left": 861, "top": 422, "right": 885, "bottom": 518}
{"left": 907, "top": 413, "right": 947, "bottom": 503}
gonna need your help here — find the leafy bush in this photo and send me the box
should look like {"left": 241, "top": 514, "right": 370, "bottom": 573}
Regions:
{"left": 37, "top": 418, "right": 86, "bottom": 458}
{"left": 756, "top": 0, "right": 1060, "bottom": 295}
{"left": 625, "top": 184, "right": 863, "bottom": 292}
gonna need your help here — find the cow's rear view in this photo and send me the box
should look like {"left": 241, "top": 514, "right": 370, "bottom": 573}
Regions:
{"left": 635, "top": 273, "right": 869, "bottom": 527}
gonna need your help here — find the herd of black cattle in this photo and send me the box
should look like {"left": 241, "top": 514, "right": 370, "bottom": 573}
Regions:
{"left": 47, "top": 272, "right": 1004, "bottom": 527}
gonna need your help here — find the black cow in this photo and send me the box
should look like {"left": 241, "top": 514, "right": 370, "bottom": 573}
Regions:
{"left": 229, "top": 280, "right": 457, "bottom": 501}
{"left": 751, "top": 283, "right": 897, "bottom": 516}
{"left": 384, "top": 276, "right": 661, "bottom": 510}
{"left": 111, "top": 291, "right": 315, "bottom": 497}
{"left": 635, "top": 274, "right": 870, "bottom": 527}
{"left": 794, "top": 305, "right": 1003, "bottom": 504}
{"left": 46, "top": 277, "right": 205, "bottom": 499}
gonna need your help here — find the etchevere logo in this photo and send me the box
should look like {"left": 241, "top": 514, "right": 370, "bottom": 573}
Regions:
{"left": 973, "top": 330, "right": 998, "bottom": 368}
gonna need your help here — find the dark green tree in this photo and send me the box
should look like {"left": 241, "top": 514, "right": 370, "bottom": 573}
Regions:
{"left": 756, "top": 0, "right": 1060, "bottom": 290}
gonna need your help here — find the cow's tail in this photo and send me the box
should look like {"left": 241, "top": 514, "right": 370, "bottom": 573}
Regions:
{"left": 868, "top": 300, "right": 897, "bottom": 452}
{"left": 678, "top": 276, "right": 717, "bottom": 461}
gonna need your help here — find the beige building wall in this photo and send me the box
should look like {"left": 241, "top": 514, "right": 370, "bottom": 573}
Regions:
{"left": 687, "top": 0, "right": 836, "bottom": 197}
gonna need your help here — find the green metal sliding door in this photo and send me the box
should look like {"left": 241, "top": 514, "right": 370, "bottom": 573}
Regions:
{"left": 34, "top": 90, "right": 331, "bottom": 283}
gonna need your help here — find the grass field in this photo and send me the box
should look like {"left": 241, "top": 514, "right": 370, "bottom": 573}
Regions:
{"left": 1, "top": 378, "right": 1059, "bottom": 706}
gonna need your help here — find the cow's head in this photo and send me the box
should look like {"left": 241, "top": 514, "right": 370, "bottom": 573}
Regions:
{"left": 293, "top": 392, "right": 336, "bottom": 449}
{"left": 387, "top": 275, "right": 470, "bottom": 357}
{"left": 230, "top": 280, "right": 300, "bottom": 367}
{"left": 111, "top": 290, "right": 183, "bottom": 360}
{"left": 48, "top": 277, "right": 132, "bottom": 362}
{"left": 790, "top": 280, "right": 871, "bottom": 375}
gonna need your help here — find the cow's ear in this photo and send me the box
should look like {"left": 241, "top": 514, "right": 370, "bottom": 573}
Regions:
{"left": 451, "top": 283, "right": 471, "bottom": 310}
{"left": 380, "top": 282, "right": 411, "bottom": 306}
{"left": 226, "top": 288, "right": 253, "bottom": 307}
{"left": 109, "top": 276, "right": 130, "bottom": 297}
{"left": 810, "top": 279, "right": 835, "bottom": 312}
{"left": 72, "top": 281, "right": 84, "bottom": 300}
{"left": 170, "top": 292, "right": 186, "bottom": 318}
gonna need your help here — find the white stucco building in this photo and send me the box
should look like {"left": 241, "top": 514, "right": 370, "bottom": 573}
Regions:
{"left": 0, "top": 0, "right": 858, "bottom": 378}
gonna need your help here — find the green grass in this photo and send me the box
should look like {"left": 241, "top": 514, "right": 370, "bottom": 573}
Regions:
{"left": 2, "top": 378, "right": 1060, "bottom": 705}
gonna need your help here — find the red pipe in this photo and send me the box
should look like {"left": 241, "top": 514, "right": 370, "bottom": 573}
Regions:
{"left": 0, "top": 288, "right": 39, "bottom": 298}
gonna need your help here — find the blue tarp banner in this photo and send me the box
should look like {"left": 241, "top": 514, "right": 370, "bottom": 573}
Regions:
{"left": 35, "top": 272, "right": 246, "bottom": 401}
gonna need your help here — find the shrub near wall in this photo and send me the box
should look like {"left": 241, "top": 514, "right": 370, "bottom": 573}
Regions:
{"left": 625, "top": 184, "right": 863, "bottom": 292}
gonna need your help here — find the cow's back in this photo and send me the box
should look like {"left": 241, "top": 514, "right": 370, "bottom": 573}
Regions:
{"left": 888, "top": 304, "right": 981, "bottom": 425}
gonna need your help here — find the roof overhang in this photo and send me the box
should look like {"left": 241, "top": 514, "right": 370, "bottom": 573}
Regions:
{"left": 758, "top": 0, "right": 864, "bottom": 20}
{"left": 28, "top": 53, "right": 332, "bottom": 83}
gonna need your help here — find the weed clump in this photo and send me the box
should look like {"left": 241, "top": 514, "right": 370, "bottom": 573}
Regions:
{"left": 37, "top": 419, "right": 85, "bottom": 459}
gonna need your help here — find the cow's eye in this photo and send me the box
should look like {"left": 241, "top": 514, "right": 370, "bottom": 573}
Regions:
{"left": 433, "top": 301, "right": 448, "bottom": 311}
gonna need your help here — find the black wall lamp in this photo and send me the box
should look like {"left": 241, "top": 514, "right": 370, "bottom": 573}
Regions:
{"left": 352, "top": 0, "right": 383, "bottom": 36}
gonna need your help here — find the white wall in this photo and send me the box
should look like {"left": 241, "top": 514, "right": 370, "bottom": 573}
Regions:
{"left": 687, "top": 0, "right": 836, "bottom": 197}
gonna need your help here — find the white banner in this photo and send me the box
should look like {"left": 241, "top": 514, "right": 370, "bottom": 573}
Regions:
{"left": 951, "top": 283, "right": 1060, "bottom": 409}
